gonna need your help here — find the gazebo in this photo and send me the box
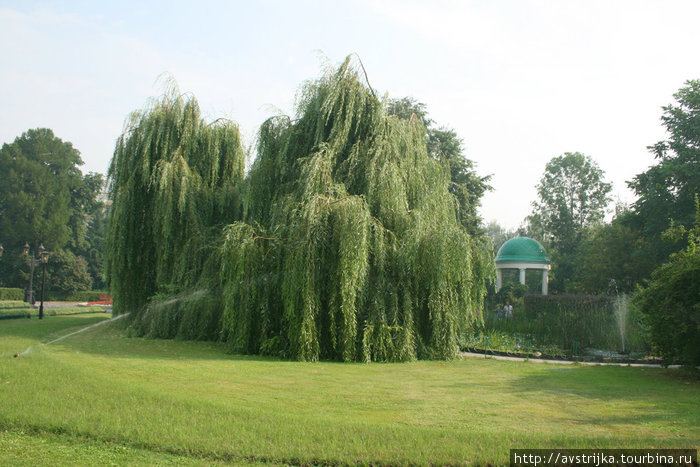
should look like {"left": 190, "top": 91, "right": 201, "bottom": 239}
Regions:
{"left": 495, "top": 237, "right": 551, "bottom": 295}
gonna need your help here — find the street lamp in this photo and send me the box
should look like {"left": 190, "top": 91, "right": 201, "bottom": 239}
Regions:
{"left": 39, "top": 245, "right": 49, "bottom": 320}
{"left": 23, "top": 242, "right": 38, "bottom": 304}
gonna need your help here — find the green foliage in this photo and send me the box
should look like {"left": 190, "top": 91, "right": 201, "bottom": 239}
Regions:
{"left": 43, "top": 290, "right": 107, "bottom": 302}
{"left": 0, "top": 288, "right": 23, "bottom": 301}
{"left": 485, "top": 221, "right": 515, "bottom": 253}
{"left": 107, "top": 58, "right": 493, "bottom": 361}
{"left": 387, "top": 97, "right": 492, "bottom": 235}
{"left": 74, "top": 172, "right": 107, "bottom": 290}
{"left": 531, "top": 152, "right": 612, "bottom": 235}
{"left": 0, "top": 129, "right": 104, "bottom": 290}
{"left": 461, "top": 329, "right": 567, "bottom": 357}
{"left": 105, "top": 81, "right": 246, "bottom": 315}
{"left": 496, "top": 281, "right": 529, "bottom": 304}
{"left": 0, "top": 129, "right": 83, "bottom": 252}
{"left": 45, "top": 249, "right": 92, "bottom": 295}
{"left": 221, "top": 57, "right": 491, "bottom": 361}
{"left": 527, "top": 152, "right": 612, "bottom": 292}
{"left": 630, "top": 79, "right": 700, "bottom": 240}
{"left": 573, "top": 208, "right": 655, "bottom": 294}
{"left": 523, "top": 294, "right": 621, "bottom": 350}
{"left": 634, "top": 204, "right": 700, "bottom": 365}
{"left": 128, "top": 290, "right": 222, "bottom": 341}
{"left": 627, "top": 80, "right": 700, "bottom": 281}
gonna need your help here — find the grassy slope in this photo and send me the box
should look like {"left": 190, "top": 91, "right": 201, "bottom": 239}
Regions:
{"left": 0, "top": 315, "right": 697, "bottom": 465}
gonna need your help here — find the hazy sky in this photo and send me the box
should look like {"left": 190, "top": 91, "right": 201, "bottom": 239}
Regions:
{"left": 1, "top": 1, "right": 699, "bottom": 229}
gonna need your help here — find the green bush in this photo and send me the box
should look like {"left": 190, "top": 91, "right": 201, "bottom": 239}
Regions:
{"left": 477, "top": 293, "right": 649, "bottom": 355}
{"left": 495, "top": 281, "right": 528, "bottom": 305}
{"left": 634, "top": 242, "right": 700, "bottom": 365}
{"left": 0, "top": 288, "right": 24, "bottom": 301}
{"left": 523, "top": 294, "right": 618, "bottom": 350}
{"left": 44, "top": 290, "right": 106, "bottom": 302}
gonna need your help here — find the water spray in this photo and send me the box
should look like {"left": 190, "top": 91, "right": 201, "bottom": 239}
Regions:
{"left": 12, "top": 313, "right": 130, "bottom": 358}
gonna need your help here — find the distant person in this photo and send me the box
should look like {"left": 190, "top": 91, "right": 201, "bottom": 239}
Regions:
{"left": 505, "top": 301, "right": 513, "bottom": 319}
{"left": 496, "top": 304, "right": 504, "bottom": 320}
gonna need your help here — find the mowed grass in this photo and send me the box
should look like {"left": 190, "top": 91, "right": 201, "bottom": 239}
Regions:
{"left": 0, "top": 300, "right": 107, "bottom": 319}
{"left": 0, "top": 315, "right": 698, "bottom": 465}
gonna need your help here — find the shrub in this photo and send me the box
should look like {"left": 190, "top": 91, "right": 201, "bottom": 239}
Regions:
{"left": 43, "top": 290, "right": 105, "bottom": 302}
{"left": 634, "top": 241, "right": 700, "bottom": 365}
{"left": 0, "top": 287, "right": 24, "bottom": 301}
{"left": 523, "top": 294, "right": 617, "bottom": 350}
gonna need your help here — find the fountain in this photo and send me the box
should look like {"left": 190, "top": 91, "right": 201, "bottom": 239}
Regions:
{"left": 613, "top": 293, "right": 629, "bottom": 354}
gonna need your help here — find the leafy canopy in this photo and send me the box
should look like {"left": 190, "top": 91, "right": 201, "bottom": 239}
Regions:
{"left": 386, "top": 97, "right": 493, "bottom": 235}
{"left": 105, "top": 83, "right": 246, "bottom": 315}
{"left": 530, "top": 152, "right": 612, "bottom": 240}
{"left": 526, "top": 152, "right": 612, "bottom": 293}
{"left": 630, "top": 79, "right": 700, "bottom": 237}
{"left": 107, "top": 57, "right": 493, "bottom": 362}
{"left": 634, "top": 199, "right": 700, "bottom": 365}
{"left": 0, "top": 128, "right": 103, "bottom": 292}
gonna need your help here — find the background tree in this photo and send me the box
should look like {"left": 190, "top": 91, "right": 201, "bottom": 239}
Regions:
{"left": 47, "top": 249, "right": 93, "bottom": 295}
{"left": 0, "top": 128, "right": 103, "bottom": 292}
{"left": 633, "top": 201, "right": 700, "bottom": 365}
{"left": 628, "top": 79, "right": 700, "bottom": 278}
{"left": 484, "top": 220, "right": 516, "bottom": 253}
{"left": 527, "top": 152, "right": 612, "bottom": 292}
{"left": 572, "top": 206, "right": 653, "bottom": 294}
{"left": 78, "top": 178, "right": 108, "bottom": 290}
{"left": 387, "top": 98, "right": 492, "bottom": 235}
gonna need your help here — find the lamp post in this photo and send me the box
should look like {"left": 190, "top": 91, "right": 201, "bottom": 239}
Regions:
{"left": 23, "top": 242, "right": 39, "bottom": 304}
{"left": 39, "top": 245, "right": 49, "bottom": 320}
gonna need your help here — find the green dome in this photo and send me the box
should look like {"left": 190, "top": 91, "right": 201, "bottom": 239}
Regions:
{"left": 495, "top": 237, "right": 549, "bottom": 263}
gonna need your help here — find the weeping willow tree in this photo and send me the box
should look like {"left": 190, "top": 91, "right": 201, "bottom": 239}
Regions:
{"left": 105, "top": 83, "right": 245, "bottom": 323}
{"left": 106, "top": 57, "right": 492, "bottom": 361}
{"left": 222, "top": 56, "right": 493, "bottom": 361}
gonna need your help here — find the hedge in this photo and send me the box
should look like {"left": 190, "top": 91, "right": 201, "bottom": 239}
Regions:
{"left": 0, "top": 288, "right": 24, "bottom": 301}
{"left": 523, "top": 294, "right": 618, "bottom": 350}
{"left": 44, "top": 290, "right": 108, "bottom": 302}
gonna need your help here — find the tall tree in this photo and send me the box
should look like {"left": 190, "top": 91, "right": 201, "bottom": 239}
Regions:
{"left": 628, "top": 79, "right": 700, "bottom": 274}
{"left": 0, "top": 128, "right": 101, "bottom": 290}
{"left": 634, "top": 200, "right": 700, "bottom": 365}
{"left": 0, "top": 129, "right": 83, "bottom": 252}
{"left": 485, "top": 220, "right": 516, "bottom": 253}
{"left": 573, "top": 206, "right": 654, "bottom": 294}
{"left": 105, "top": 84, "right": 246, "bottom": 315}
{"left": 527, "top": 152, "right": 612, "bottom": 292}
{"left": 110, "top": 59, "right": 493, "bottom": 362}
{"left": 387, "top": 98, "right": 492, "bottom": 235}
{"left": 223, "top": 58, "right": 491, "bottom": 361}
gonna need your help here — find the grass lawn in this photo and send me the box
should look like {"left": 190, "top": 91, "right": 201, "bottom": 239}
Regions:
{"left": 0, "top": 301, "right": 107, "bottom": 319}
{"left": 0, "top": 315, "right": 698, "bottom": 465}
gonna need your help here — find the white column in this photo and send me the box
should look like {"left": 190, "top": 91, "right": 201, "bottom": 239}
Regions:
{"left": 496, "top": 268, "right": 502, "bottom": 291}
{"left": 519, "top": 268, "right": 526, "bottom": 285}
{"left": 542, "top": 269, "right": 549, "bottom": 295}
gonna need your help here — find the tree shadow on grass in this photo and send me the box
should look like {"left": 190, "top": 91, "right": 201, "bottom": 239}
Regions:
{"left": 44, "top": 317, "right": 407, "bottom": 368}
{"left": 509, "top": 365, "right": 700, "bottom": 434}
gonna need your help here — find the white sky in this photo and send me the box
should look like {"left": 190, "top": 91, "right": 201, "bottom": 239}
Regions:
{"left": 1, "top": 0, "right": 699, "bottom": 229}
